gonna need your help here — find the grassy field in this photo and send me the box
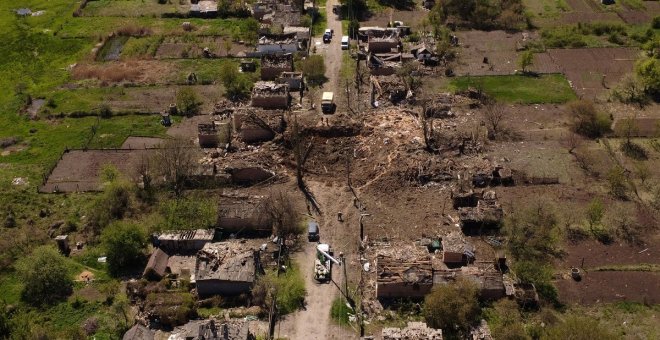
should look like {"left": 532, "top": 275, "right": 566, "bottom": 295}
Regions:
{"left": 448, "top": 74, "right": 577, "bottom": 104}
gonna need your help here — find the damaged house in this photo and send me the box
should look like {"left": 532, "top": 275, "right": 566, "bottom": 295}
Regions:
{"left": 190, "top": 0, "right": 218, "bottom": 17}
{"left": 366, "top": 53, "right": 412, "bottom": 76}
{"left": 260, "top": 54, "right": 294, "bottom": 81}
{"left": 376, "top": 255, "right": 434, "bottom": 299}
{"left": 251, "top": 81, "right": 290, "bottom": 109}
{"left": 441, "top": 231, "right": 475, "bottom": 267}
{"left": 256, "top": 33, "right": 300, "bottom": 54}
{"left": 195, "top": 242, "right": 262, "bottom": 296}
{"left": 154, "top": 229, "right": 216, "bottom": 253}
{"left": 232, "top": 108, "right": 284, "bottom": 144}
{"left": 169, "top": 319, "right": 254, "bottom": 340}
{"left": 276, "top": 71, "right": 304, "bottom": 91}
{"left": 368, "top": 35, "right": 401, "bottom": 54}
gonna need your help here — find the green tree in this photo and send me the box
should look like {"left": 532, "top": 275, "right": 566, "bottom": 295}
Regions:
{"left": 513, "top": 261, "right": 558, "bottom": 303}
{"left": 424, "top": 279, "right": 480, "bottom": 338}
{"left": 607, "top": 166, "right": 628, "bottom": 200}
{"left": 300, "top": 55, "right": 327, "bottom": 87}
{"left": 88, "top": 181, "right": 132, "bottom": 236}
{"left": 504, "top": 201, "right": 561, "bottom": 261}
{"left": 15, "top": 246, "right": 73, "bottom": 305}
{"left": 519, "top": 50, "right": 534, "bottom": 73}
{"left": 636, "top": 57, "right": 660, "bottom": 96}
{"left": 176, "top": 87, "right": 201, "bottom": 116}
{"left": 101, "top": 222, "right": 147, "bottom": 276}
{"left": 219, "top": 62, "right": 253, "bottom": 100}
{"left": 543, "top": 315, "right": 617, "bottom": 340}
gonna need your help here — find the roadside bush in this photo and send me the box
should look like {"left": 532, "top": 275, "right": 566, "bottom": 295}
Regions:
{"left": 300, "top": 55, "right": 327, "bottom": 87}
{"left": 16, "top": 246, "right": 73, "bottom": 306}
{"left": 423, "top": 278, "right": 480, "bottom": 337}
{"left": 568, "top": 100, "right": 611, "bottom": 138}
{"left": 330, "top": 297, "right": 352, "bottom": 324}
{"left": 251, "top": 264, "right": 306, "bottom": 315}
{"left": 101, "top": 222, "right": 147, "bottom": 276}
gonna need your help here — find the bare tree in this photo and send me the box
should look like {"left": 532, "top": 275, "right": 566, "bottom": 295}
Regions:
{"left": 134, "top": 154, "right": 155, "bottom": 202}
{"left": 153, "top": 138, "right": 199, "bottom": 196}
{"left": 290, "top": 115, "right": 312, "bottom": 188}
{"left": 261, "top": 190, "right": 304, "bottom": 241}
{"left": 483, "top": 102, "right": 507, "bottom": 139}
{"left": 563, "top": 132, "right": 583, "bottom": 155}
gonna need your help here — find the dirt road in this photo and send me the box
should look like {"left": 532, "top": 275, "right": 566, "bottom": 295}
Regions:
{"left": 314, "top": 0, "right": 344, "bottom": 100}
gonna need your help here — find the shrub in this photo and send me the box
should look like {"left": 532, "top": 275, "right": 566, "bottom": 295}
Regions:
{"left": 301, "top": 55, "right": 327, "bottom": 87}
{"left": 251, "top": 264, "right": 306, "bottom": 315}
{"left": 607, "top": 166, "right": 628, "bottom": 200}
{"left": 87, "top": 181, "right": 132, "bottom": 235}
{"left": 219, "top": 62, "right": 253, "bottom": 100}
{"left": 653, "top": 16, "right": 660, "bottom": 29}
{"left": 330, "top": 297, "right": 352, "bottom": 324}
{"left": 568, "top": 100, "right": 611, "bottom": 138}
{"left": 176, "top": 87, "right": 201, "bottom": 116}
{"left": 636, "top": 57, "right": 660, "bottom": 97}
{"left": 504, "top": 201, "right": 561, "bottom": 261}
{"left": 16, "top": 246, "right": 73, "bottom": 305}
{"left": 513, "top": 261, "right": 559, "bottom": 304}
{"left": 145, "top": 292, "right": 195, "bottom": 328}
{"left": 544, "top": 315, "right": 617, "bottom": 340}
{"left": 423, "top": 279, "right": 480, "bottom": 337}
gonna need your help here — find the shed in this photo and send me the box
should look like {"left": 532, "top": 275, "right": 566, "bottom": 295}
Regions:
{"left": 143, "top": 248, "right": 170, "bottom": 281}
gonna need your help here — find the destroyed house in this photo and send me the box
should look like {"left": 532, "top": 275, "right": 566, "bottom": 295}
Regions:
{"left": 411, "top": 43, "right": 435, "bottom": 61}
{"left": 257, "top": 33, "right": 299, "bottom": 54}
{"left": 367, "top": 53, "right": 411, "bottom": 76}
{"left": 251, "top": 81, "right": 290, "bottom": 109}
{"left": 232, "top": 108, "right": 284, "bottom": 144}
{"left": 368, "top": 36, "right": 400, "bottom": 54}
{"left": 154, "top": 229, "right": 215, "bottom": 253}
{"left": 169, "top": 319, "right": 254, "bottom": 340}
{"left": 382, "top": 322, "right": 443, "bottom": 340}
{"left": 376, "top": 255, "right": 433, "bottom": 299}
{"left": 282, "top": 26, "right": 311, "bottom": 45}
{"left": 260, "top": 54, "right": 294, "bottom": 80}
{"left": 217, "top": 197, "right": 272, "bottom": 234}
{"left": 195, "top": 242, "right": 261, "bottom": 296}
{"left": 371, "top": 75, "right": 408, "bottom": 104}
{"left": 459, "top": 191, "right": 503, "bottom": 234}
{"left": 198, "top": 123, "right": 219, "bottom": 148}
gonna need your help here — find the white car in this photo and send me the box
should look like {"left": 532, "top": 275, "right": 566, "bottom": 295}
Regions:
{"left": 341, "top": 36, "right": 349, "bottom": 50}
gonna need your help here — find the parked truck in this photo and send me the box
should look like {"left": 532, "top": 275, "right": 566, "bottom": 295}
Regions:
{"left": 314, "top": 243, "right": 340, "bottom": 282}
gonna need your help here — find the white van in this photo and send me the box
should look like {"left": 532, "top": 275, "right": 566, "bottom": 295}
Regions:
{"left": 340, "top": 36, "right": 349, "bottom": 50}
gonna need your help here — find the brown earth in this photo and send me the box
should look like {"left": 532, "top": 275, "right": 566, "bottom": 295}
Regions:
{"left": 556, "top": 271, "right": 659, "bottom": 305}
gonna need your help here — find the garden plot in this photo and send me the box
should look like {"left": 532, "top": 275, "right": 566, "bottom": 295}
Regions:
{"left": 155, "top": 36, "right": 252, "bottom": 59}
{"left": 361, "top": 8, "right": 430, "bottom": 28}
{"left": 454, "top": 30, "right": 560, "bottom": 76}
{"left": 546, "top": 47, "right": 638, "bottom": 99}
{"left": 82, "top": 0, "right": 190, "bottom": 17}
{"left": 40, "top": 148, "right": 157, "bottom": 193}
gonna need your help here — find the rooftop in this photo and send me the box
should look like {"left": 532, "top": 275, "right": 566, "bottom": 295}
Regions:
{"left": 157, "top": 229, "right": 215, "bottom": 242}
{"left": 377, "top": 255, "right": 433, "bottom": 286}
{"left": 196, "top": 242, "right": 257, "bottom": 283}
{"left": 252, "top": 81, "right": 289, "bottom": 96}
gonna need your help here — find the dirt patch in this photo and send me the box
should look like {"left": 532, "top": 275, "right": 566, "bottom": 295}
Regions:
{"left": 556, "top": 271, "right": 659, "bottom": 305}
{"left": 562, "top": 240, "right": 659, "bottom": 268}
{"left": 121, "top": 136, "right": 166, "bottom": 149}
{"left": 77, "top": 270, "right": 95, "bottom": 282}
{"left": 362, "top": 9, "right": 430, "bottom": 29}
{"left": 617, "top": 10, "right": 651, "bottom": 24}
{"left": 547, "top": 47, "right": 638, "bottom": 99}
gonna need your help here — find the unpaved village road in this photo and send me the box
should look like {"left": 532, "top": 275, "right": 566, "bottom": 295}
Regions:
{"left": 276, "top": 3, "right": 360, "bottom": 338}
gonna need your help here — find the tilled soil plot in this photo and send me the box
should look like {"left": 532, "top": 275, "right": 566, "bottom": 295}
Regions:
{"left": 547, "top": 47, "right": 638, "bottom": 99}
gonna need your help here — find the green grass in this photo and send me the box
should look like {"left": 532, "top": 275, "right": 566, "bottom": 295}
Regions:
{"left": 448, "top": 74, "right": 577, "bottom": 104}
